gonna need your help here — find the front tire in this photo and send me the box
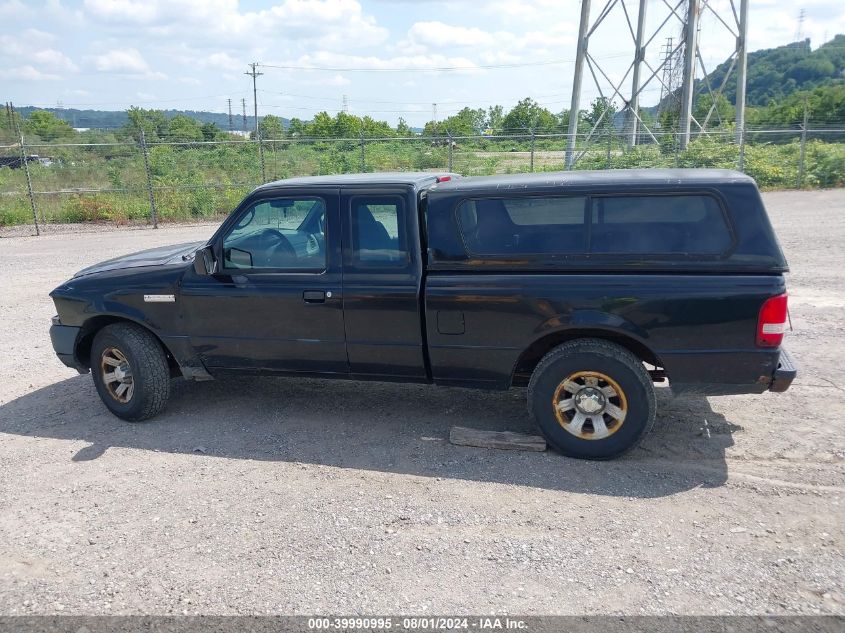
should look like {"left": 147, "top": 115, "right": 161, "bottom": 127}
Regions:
{"left": 528, "top": 339, "right": 656, "bottom": 460}
{"left": 91, "top": 323, "right": 171, "bottom": 421}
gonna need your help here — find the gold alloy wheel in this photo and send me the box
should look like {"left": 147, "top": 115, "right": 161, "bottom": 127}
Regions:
{"left": 552, "top": 371, "right": 627, "bottom": 440}
{"left": 100, "top": 346, "right": 135, "bottom": 403}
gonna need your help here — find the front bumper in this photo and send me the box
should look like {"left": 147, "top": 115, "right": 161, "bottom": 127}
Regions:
{"left": 770, "top": 347, "right": 797, "bottom": 393}
{"left": 49, "top": 321, "right": 87, "bottom": 373}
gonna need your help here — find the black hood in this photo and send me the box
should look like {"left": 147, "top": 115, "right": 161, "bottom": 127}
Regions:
{"left": 74, "top": 241, "right": 205, "bottom": 278}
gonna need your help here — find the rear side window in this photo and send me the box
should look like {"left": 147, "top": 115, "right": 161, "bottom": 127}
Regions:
{"left": 350, "top": 196, "right": 409, "bottom": 266}
{"left": 590, "top": 195, "right": 731, "bottom": 255}
{"left": 455, "top": 193, "right": 732, "bottom": 258}
{"left": 457, "top": 196, "right": 586, "bottom": 255}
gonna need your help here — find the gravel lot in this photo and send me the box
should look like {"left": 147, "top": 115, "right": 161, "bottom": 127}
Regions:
{"left": 0, "top": 190, "right": 842, "bottom": 616}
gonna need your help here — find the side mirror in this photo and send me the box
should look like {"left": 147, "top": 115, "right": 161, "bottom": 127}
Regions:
{"left": 193, "top": 246, "right": 217, "bottom": 275}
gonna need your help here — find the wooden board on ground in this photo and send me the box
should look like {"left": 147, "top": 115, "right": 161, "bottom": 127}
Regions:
{"left": 449, "top": 426, "right": 547, "bottom": 452}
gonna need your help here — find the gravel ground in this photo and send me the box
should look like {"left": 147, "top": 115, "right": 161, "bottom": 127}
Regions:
{"left": 0, "top": 189, "right": 842, "bottom": 615}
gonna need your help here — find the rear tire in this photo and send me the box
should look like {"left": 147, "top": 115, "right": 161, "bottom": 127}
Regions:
{"left": 90, "top": 323, "right": 170, "bottom": 421}
{"left": 527, "top": 339, "right": 655, "bottom": 460}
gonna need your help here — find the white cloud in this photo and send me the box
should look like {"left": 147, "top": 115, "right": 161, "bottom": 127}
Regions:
{"left": 92, "top": 48, "right": 166, "bottom": 78}
{"left": 0, "top": 65, "right": 60, "bottom": 81}
{"left": 407, "top": 21, "right": 497, "bottom": 48}
{"left": 0, "top": 0, "right": 31, "bottom": 19}
{"left": 32, "top": 49, "right": 79, "bottom": 72}
{"left": 82, "top": 0, "right": 388, "bottom": 50}
{"left": 271, "top": 50, "right": 483, "bottom": 75}
{"left": 205, "top": 52, "right": 243, "bottom": 71}
{"left": 320, "top": 74, "right": 351, "bottom": 86}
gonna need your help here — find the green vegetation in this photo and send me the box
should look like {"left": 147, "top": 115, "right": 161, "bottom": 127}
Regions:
{"left": 707, "top": 35, "right": 845, "bottom": 107}
{"left": 2, "top": 34, "right": 845, "bottom": 227}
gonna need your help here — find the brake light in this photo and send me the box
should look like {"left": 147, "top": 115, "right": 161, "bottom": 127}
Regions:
{"left": 757, "top": 293, "right": 788, "bottom": 347}
{"left": 436, "top": 175, "right": 452, "bottom": 183}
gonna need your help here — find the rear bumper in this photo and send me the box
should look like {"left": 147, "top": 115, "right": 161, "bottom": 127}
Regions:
{"left": 49, "top": 322, "right": 87, "bottom": 373}
{"left": 770, "top": 347, "right": 797, "bottom": 393}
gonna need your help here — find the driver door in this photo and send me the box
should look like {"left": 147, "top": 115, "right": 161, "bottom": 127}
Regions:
{"left": 180, "top": 188, "right": 348, "bottom": 374}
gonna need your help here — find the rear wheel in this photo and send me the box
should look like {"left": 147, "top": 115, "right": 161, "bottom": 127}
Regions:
{"left": 91, "top": 323, "right": 170, "bottom": 421}
{"left": 527, "top": 339, "right": 655, "bottom": 459}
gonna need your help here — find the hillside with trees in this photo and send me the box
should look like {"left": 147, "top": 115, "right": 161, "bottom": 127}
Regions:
{"left": 708, "top": 35, "right": 845, "bottom": 107}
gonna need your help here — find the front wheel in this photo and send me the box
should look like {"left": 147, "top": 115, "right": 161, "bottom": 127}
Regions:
{"left": 91, "top": 323, "right": 171, "bottom": 421}
{"left": 527, "top": 339, "right": 656, "bottom": 460}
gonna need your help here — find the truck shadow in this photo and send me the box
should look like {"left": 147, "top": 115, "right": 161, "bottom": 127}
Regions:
{"left": 0, "top": 374, "right": 737, "bottom": 498}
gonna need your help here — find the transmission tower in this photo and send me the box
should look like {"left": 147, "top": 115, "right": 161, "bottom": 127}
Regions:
{"left": 227, "top": 98, "right": 233, "bottom": 131}
{"left": 565, "top": 0, "right": 750, "bottom": 167}
{"left": 342, "top": 94, "right": 349, "bottom": 113}
{"left": 241, "top": 98, "right": 247, "bottom": 131}
{"left": 795, "top": 8, "right": 805, "bottom": 43}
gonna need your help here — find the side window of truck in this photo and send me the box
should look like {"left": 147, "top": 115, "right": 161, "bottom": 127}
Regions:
{"left": 350, "top": 196, "right": 409, "bottom": 266}
{"left": 222, "top": 197, "right": 327, "bottom": 271}
{"left": 457, "top": 196, "right": 587, "bottom": 255}
{"left": 590, "top": 194, "right": 732, "bottom": 255}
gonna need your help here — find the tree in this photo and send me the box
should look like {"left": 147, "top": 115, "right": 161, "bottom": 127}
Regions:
{"left": 258, "top": 114, "right": 284, "bottom": 140}
{"left": 200, "top": 122, "right": 225, "bottom": 141}
{"left": 694, "top": 93, "right": 734, "bottom": 126}
{"left": 308, "top": 112, "right": 335, "bottom": 138}
{"left": 166, "top": 114, "right": 203, "bottom": 142}
{"left": 501, "top": 98, "right": 558, "bottom": 134}
{"left": 584, "top": 97, "right": 618, "bottom": 132}
{"left": 124, "top": 107, "right": 168, "bottom": 141}
{"left": 486, "top": 105, "right": 504, "bottom": 132}
{"left": 287, "top": 118, "right": 307, "bottom": 137}
{"left": 24, "top": 110, "right": 75, "bottom": 141}
{"left": 423, "top": 107, "right": 486, "bottom": 137}
{"left": 395, "top": 117, "right": 415, "bottom": 137}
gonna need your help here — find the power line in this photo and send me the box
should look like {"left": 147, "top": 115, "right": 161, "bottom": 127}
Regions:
{"left": 258, "top": 59, "right": 571, "bottom": 73}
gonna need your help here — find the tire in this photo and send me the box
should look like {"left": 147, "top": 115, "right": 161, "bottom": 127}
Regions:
{"left": 90, "top": 322, "right": 171, "bottom": 421}
{"left": 527, "top": 339, "right": 655, "bottom": 460}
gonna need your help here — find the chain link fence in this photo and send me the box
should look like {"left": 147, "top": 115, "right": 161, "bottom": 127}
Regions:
{"left": 2, "top": 126, "right": 844, "bottom": 236}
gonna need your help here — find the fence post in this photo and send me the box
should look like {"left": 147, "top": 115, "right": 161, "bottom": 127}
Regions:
{"left": 530, "top": 129, "right": 535, "bottom": 173}
{"left": 674, "top": 132, "right": 680, "bottom": 168}
{"left": 447, "top": 132, "right": 454, "bottom": 172}
{"left": 18, "top": 132, "right": 39, "bottom": 236}
{"left": 359, "top": 130, "right": 366, "bottom": 172}
{"left": 738, "top": 124, "right": 746, "bottom": 172}
{"left": 258, "top": 137, "right": 266, "bottom": 183}
{"left": 140, "top": 131, "right": 158, "bottom": 229}
{"left": 797, "top": 102, "right": 808, "bottom": 189}
{"left": 606, "top": 128, "right": 612, "bottom": 169}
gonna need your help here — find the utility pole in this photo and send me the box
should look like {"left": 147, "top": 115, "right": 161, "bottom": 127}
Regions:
{"left": 565, "top": 0, "right": 591, "bottom": 169}
{"left": 678, "top": 0, "right": 700, "bottom": 150}
{"left": 734, "top": 0, "right": 749, "bottom": 144}
{"left": 246, "top": 62, "right": 263, "bottom": 138}
{"left": 627, "top": 0, "right": 648, "bottom": 148}
{"left": 246, "top": 62, "right": 265, "bottom": 183}
{"left": 227, "top": 98, "right": 233, "bottom": 131}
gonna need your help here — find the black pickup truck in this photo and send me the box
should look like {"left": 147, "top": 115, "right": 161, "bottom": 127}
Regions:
{"left": 49, "top": 169, "right": 796, "bottom": 459}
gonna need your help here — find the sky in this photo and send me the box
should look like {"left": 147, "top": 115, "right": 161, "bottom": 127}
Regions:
{"left": 2, "top": 0, "right": 845, "bottom": 128}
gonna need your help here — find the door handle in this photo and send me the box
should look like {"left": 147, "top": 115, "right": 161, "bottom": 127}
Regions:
{"left": 303, "top": 290, "right": 326, "bottom": 303}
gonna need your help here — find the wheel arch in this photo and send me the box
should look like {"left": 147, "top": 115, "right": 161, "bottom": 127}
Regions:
{"left": 75, "top": 315, "right": 180, "bottom": 376}
{"left": 511, "top": 327, "right": 665, "bottom": 387}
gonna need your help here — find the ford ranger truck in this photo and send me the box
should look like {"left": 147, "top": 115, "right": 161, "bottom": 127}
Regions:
{"left": 49, "top": 169, "right": 796, "bottom": 459}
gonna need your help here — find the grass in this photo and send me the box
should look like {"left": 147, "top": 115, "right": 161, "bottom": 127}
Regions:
{"left": 1, "top": 137, "right": 843, "bottom": 226}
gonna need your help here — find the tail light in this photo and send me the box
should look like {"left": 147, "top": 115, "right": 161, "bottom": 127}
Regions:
{"left": 757, "top": 293, "right": 788, "bottom": 347}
